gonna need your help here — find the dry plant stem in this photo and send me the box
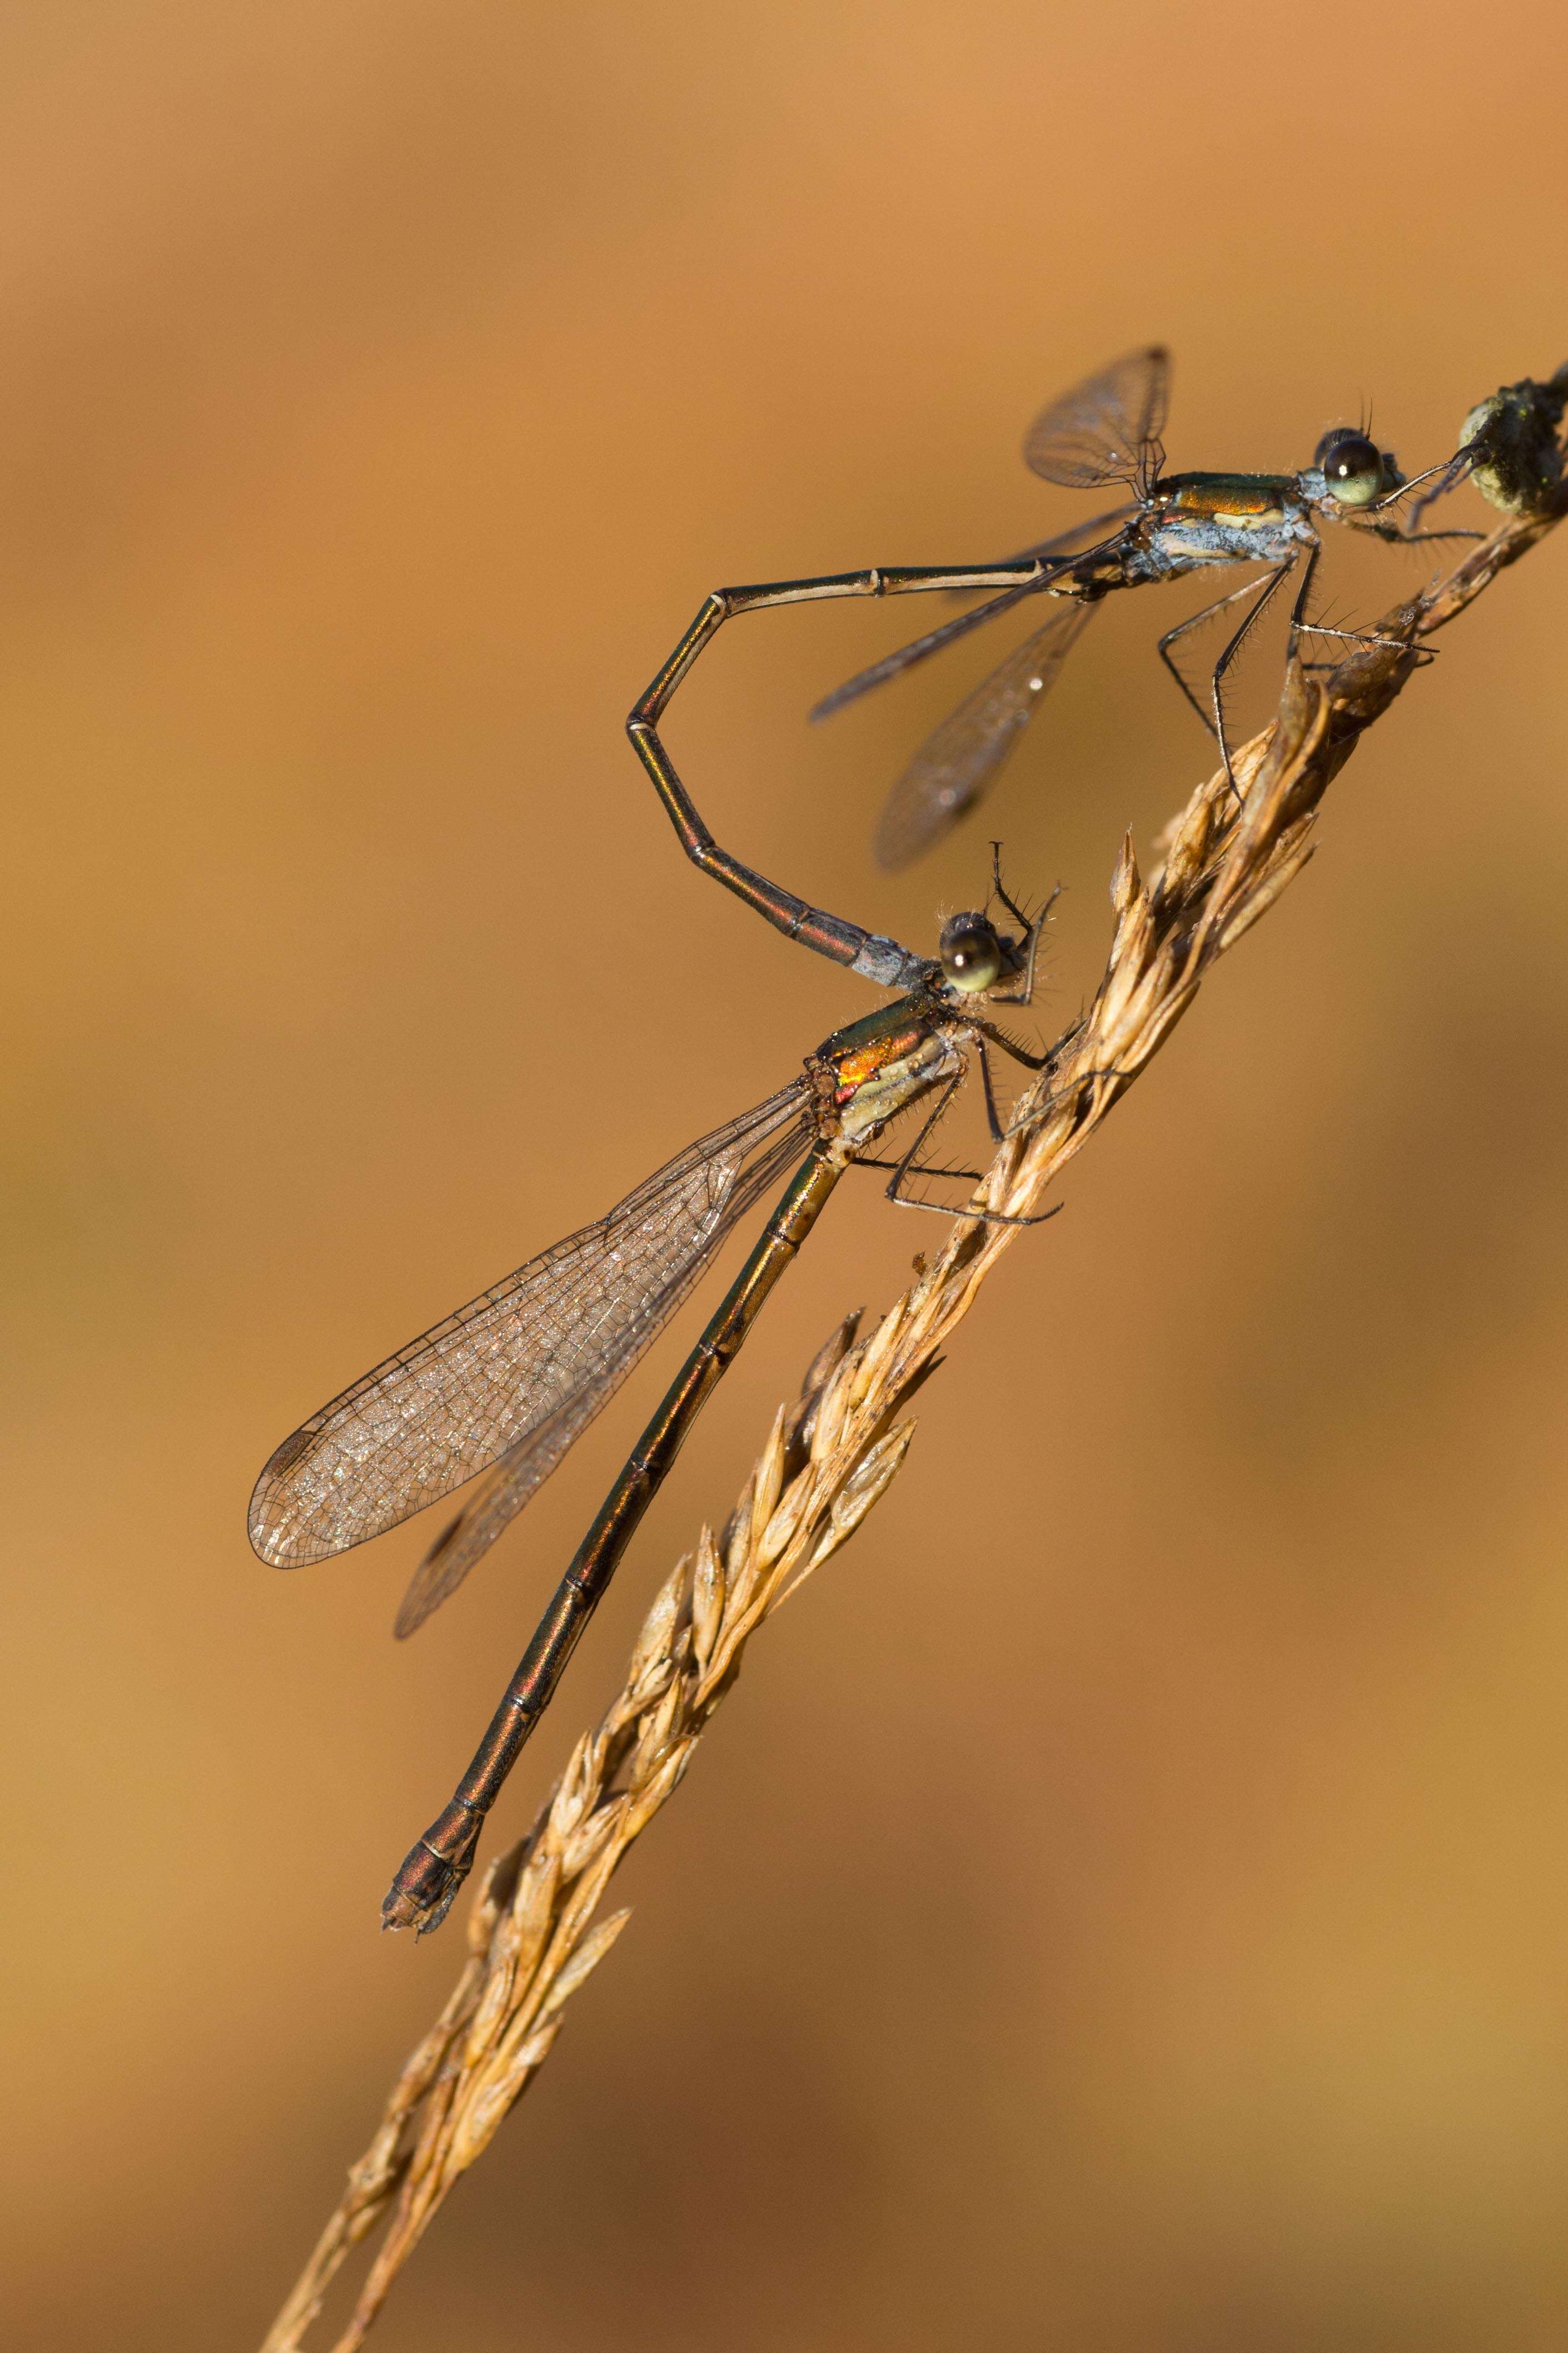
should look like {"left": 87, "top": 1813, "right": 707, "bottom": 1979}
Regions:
{"left": 263, "top": 495, "right": 1563, "bottom": 2353}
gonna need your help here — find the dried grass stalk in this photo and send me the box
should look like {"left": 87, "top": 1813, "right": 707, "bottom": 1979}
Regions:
{"left": 262, "top": 489, "right": 1564, "bottom": 2353}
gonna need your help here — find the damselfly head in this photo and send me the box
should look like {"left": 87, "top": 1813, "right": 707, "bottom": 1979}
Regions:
{"left": 938, "top": 911, "right": 1008, "bottom": 994}
{"left": 1312, "top": 428, "right": 1390, "bottom": 508}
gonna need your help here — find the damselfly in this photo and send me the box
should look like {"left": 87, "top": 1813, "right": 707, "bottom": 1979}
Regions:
{"left": 252, "top": 559, "right": 1069, "bottom": 1929}
{"left": 810, "top": 345, "right": 1467, "bottom": 868}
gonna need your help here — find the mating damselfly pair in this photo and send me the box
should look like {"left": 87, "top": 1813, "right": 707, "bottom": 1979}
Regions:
{"left": 252, "top": 567, "right": 1064, "bottom": 1934}
{"left": 250, "top": 345, "right": 1515, "bottom": 1932}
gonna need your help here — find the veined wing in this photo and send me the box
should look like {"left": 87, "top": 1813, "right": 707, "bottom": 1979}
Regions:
{"left": 809, "top": 508, "right": 1129, "bottom": 726}
{"left": 248, "top": 1084, "right": 814, "bottom": 1580}
{"left": 874, "top": 603, "right": 1094, "bottom": 870}
{"left": 974, "top": 509, "right": 1140, "bottom": 573}
{"left": 396, "top": 1384, "right": 613, "bottom": 1636}
{"left": 1023, "top": 346, "right": 1169, "bottom": 495}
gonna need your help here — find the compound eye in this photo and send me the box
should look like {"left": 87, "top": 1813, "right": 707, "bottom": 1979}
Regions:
{"left": 1314, "top": 429, "right": 1385, "bottom": 507}
{"left": 938, "top": 914, "right": 1003, "bottom": 993}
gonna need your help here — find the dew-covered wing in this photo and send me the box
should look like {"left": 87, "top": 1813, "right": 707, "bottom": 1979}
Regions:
{"left": 248, "top": 1084, "right": 813, "bottom": 1578}
{"left": 1023, "top": 346, "right": 1169, "bottom": 493}
{"left": 873, "top": 603, "right": 1094, "bottom": 870}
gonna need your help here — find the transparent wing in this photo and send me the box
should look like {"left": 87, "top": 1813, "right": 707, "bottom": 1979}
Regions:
{"left": 248, "top": 1084, "right": 814, "bottom": 1581}
{"left": 810, "top": 578, "right": 1041, "bottom": 725}
{"left": 977, "top": 507, "right": 1141, "bottom": 572}
{"left": 874, "top": 603, "right": 1094, "bottom": 871}
{"left": 1023, "top": 346, "right": 1170, "bottom": 493}
{"left": 395, "top": 1387, "right": 607, "bottom": 1635}
{"left": 809, "top": 508, "right": 1131, "bottom": 725}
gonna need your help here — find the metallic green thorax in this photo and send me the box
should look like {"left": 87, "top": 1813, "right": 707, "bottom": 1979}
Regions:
{"left": 810, "top": 992, "right": 964, "bottom": 1156}
{"left": 1153, "top": 471, "right": 1298, "bottom": 517}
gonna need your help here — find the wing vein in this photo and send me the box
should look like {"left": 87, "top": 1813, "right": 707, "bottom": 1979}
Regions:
{"left": 248, "top": 1083, "right": 814, "bottom": 1576}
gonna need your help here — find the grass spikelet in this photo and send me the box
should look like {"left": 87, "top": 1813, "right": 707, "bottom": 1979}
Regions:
{"left": 262, "top": 484, "right": 1565, "bottom": 2352}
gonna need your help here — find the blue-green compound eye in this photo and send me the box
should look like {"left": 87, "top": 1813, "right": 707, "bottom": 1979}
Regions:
{"left": 1315, "top": 429, "right": 1386, "bottom": 507}
{"left": 939, "top": 914, "right": 1004, "bottom": 992}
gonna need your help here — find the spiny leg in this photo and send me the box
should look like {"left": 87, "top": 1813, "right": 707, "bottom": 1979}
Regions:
{"left": 851, "top": 1073, "right": 973, "bottom": 1185}
{"left": 1156, "top": 570, "right": 1281, "bottom": 742}
{"left": 860, "top": 1067, "right": 1061, "bottom": 1228}
{"left": 1000, "top": 1058, "right": 1147, "bottom": 1141}
{"left": 963, "top": 1005, "right": 1051, "bottom": 1072}
{"left": 988, "top": 841, "right": 1033, "bottom": 933}
{"left": 851, "top": 1072, "right": 991, "bottom": 1202}
{"left": 978, "top": 1039, "right": 1007, "bottom": 1143}
{"left": 1208, "top": 560, "right": 1295, "bottom": 798}
{"left": 1377, "top": 446, "right": 1497, "bottom": 535}
{"left": 1288, "top": 541, "right": 1418, "bottom": 664}
{"left": 1357, "top": 517, "right": 1485, "bottom": 548}
{"left": 986, "top": 861, "right": 1059, "bottom": 1010}
{"left": 888, "top": 1154, "right": 1063, "bottom": 1230}
{"left": 872, "top": 1070, "right": 967, "bottom": 1197}
{"left": 989, "top": 842, "right": 1064, "bottom": 949}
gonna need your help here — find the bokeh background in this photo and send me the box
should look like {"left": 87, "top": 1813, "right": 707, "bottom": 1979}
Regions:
{"left": 5, "top": 4, "right": 1568, "bottom": 2347}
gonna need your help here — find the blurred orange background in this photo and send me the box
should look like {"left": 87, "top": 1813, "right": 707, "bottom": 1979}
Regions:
{"left": 5, "top": 4, "right": 1568, "bottom": 2346}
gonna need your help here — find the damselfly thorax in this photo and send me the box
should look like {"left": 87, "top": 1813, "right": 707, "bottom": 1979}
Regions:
{"left": 808, "top": 346, "right": 1472, "bottom": 866}
{"left": 251, "top": 847, "right": 1059, "bottom": 1932}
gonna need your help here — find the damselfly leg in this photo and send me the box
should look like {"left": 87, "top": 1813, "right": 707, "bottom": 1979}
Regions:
{"left": 370, "top": 902, "right": 1062, "bottom": 1932}
{"left": 1157, "top": 563, "right": 1294, "bottom": 795}
{"left": 260, "top": 565, "right": 1101, "bottom": 1932}
{"left": 260, "top": 562, "right": 1073, "bottom": 1928}
{"left": 803, "top": 346, "right": 1473, "bottom": 861}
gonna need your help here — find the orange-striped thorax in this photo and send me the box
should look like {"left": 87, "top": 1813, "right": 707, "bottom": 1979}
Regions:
{"left": 1152, "top": 471, "right": 1299, "bottom": 525}
{"left": 807, "top": 996, "right": 964, "bottom": 1157}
